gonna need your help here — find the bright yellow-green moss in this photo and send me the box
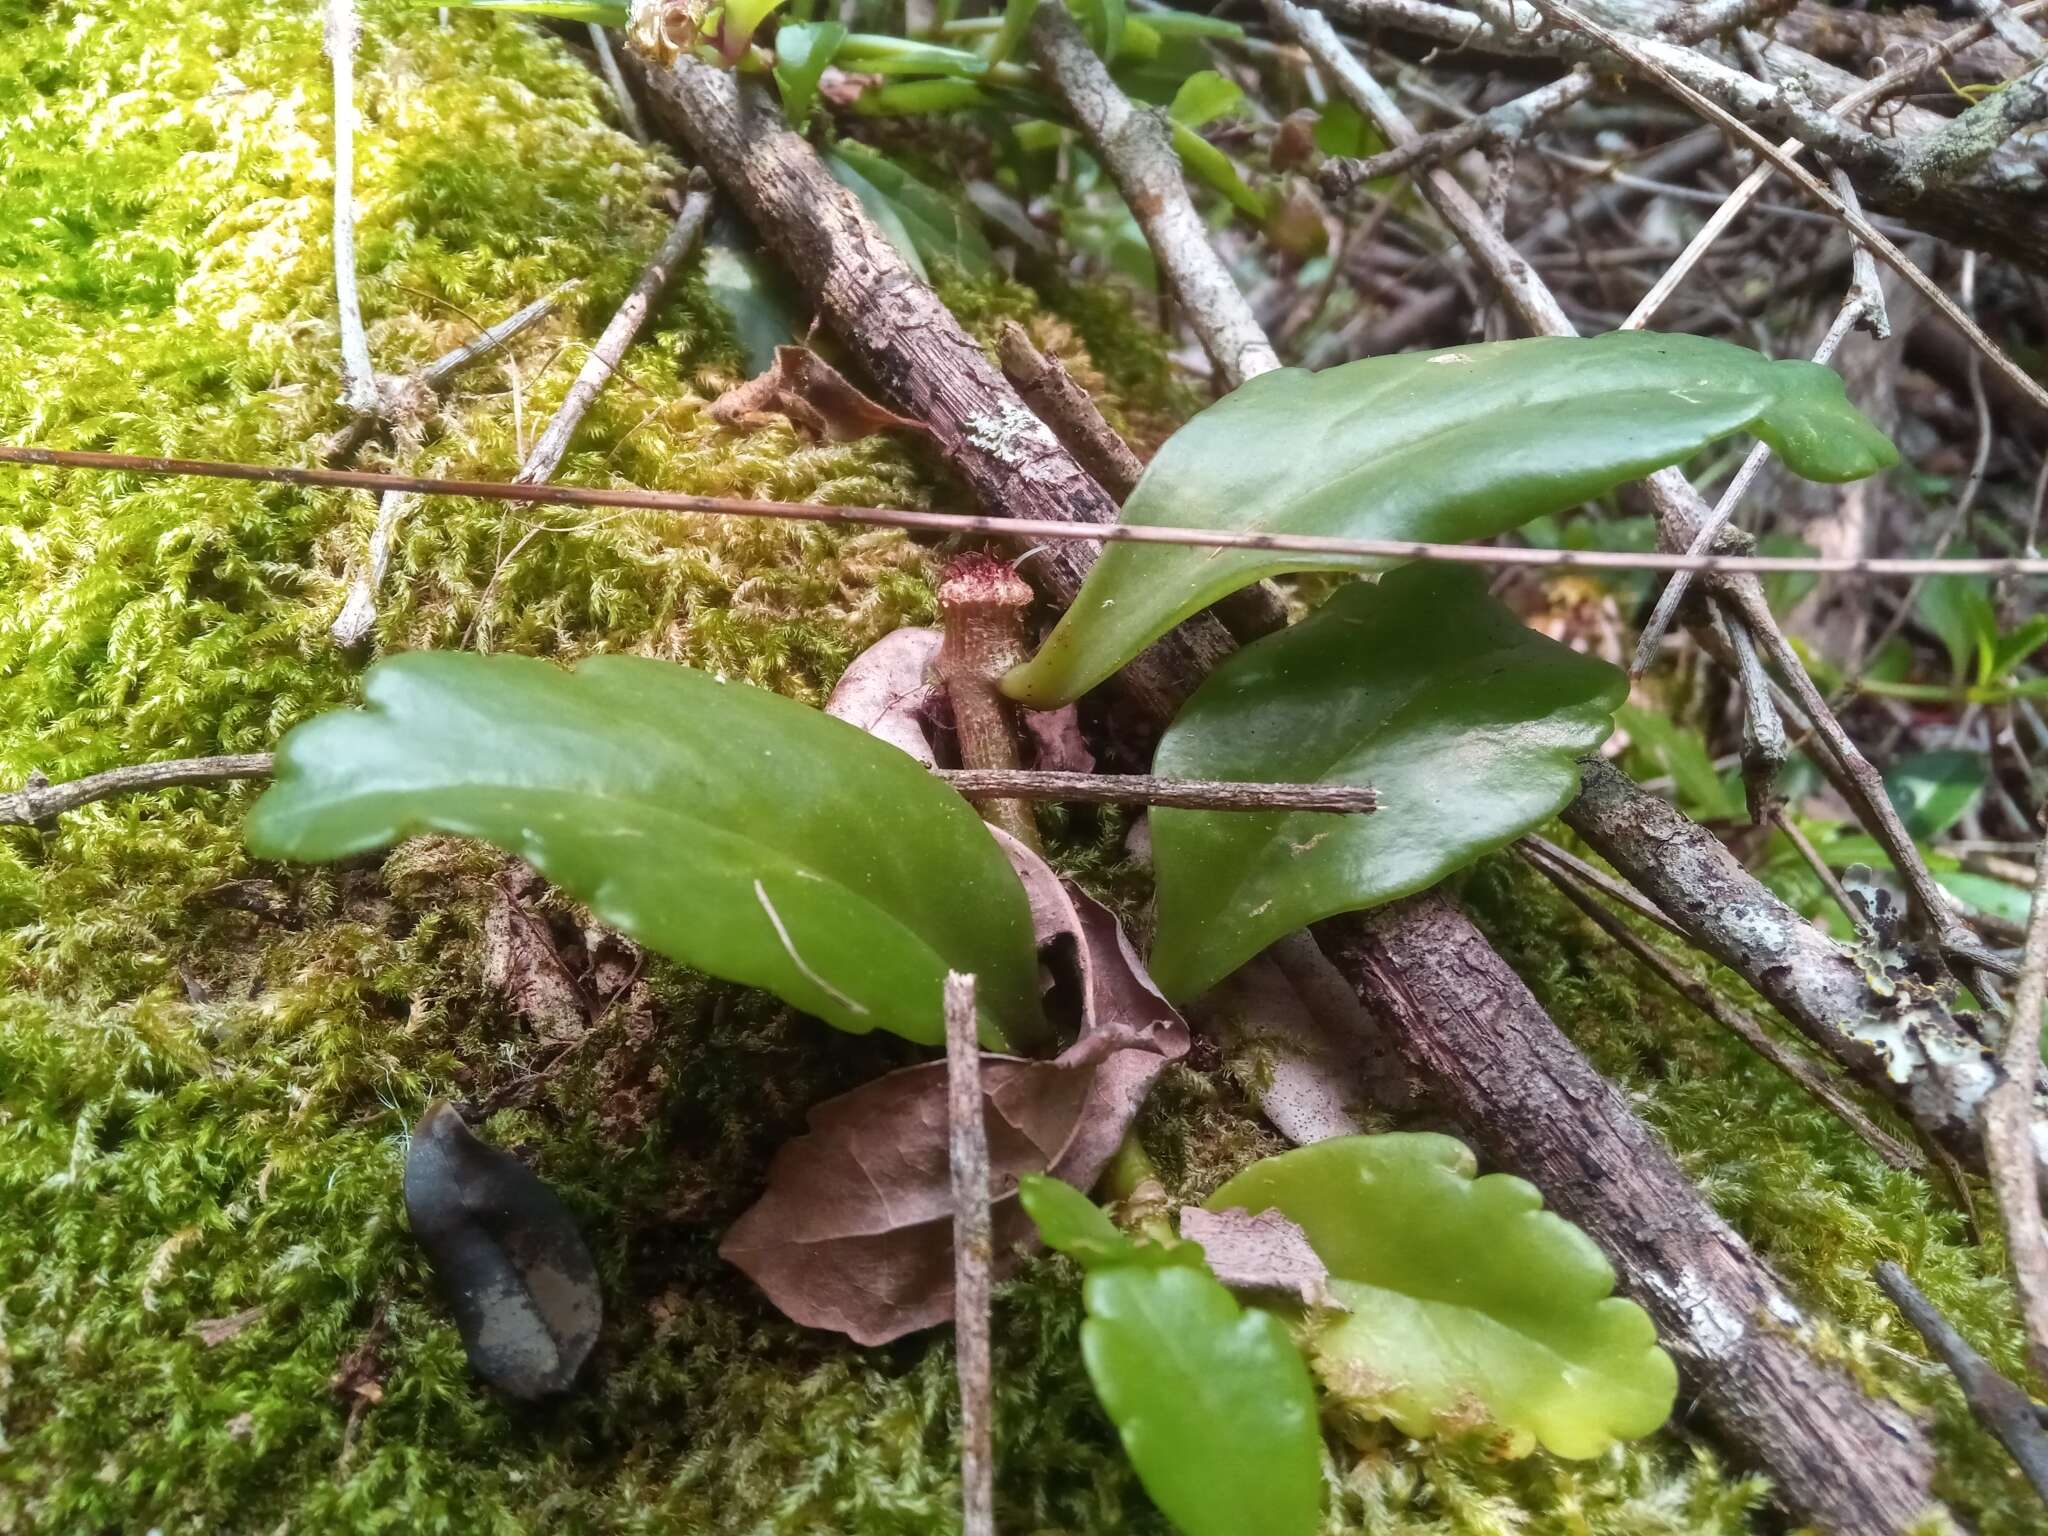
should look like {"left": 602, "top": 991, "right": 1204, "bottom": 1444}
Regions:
{"left": 0, "top": 3, "right": 2034, "bottom": 1534}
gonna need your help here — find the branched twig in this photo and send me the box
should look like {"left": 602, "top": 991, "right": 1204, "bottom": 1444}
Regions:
{"left": 1320, "top": 69, "right": 1594, "bottom": 195}
{"left": 516, "top": 186, "right": 715, "bottom": 488}
{"left": 944, "top": 971, "right": 995, "bottom": 1536}
{"left": 1982, "top": 830, "right": 2048, "bottom": 1380}
{"left": 1525, "top": 0, "right": 2048, "bottom": 418}
{"left": 1874, "top": 1262, "right": 2048, "bottom": 1502}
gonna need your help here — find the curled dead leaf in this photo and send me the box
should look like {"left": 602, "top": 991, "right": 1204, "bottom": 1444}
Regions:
{"left": 710, "top": 346, "right": 929, "bottom": 443}
{"left": 405, "top": 1102, "right": 603, "bottom": 1399}
{"left": 719, "top": 832, "right": 1188, "bottom": 1344}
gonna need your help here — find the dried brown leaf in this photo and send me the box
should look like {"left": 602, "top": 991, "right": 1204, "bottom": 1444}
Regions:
{"left": 190, "top": 1305, "right": 266, "bottom": 1348}
{"left": 1178, "top": 1205, "right": 1338, "bottom": 1309}
{"left": 709, "top": 346, "right": 928, "bottom": 443}
{"left": 823, "top": 626, "right": 947, "bottom": 768}
{"left": 719, "top": 832, "right": 1188, "bottom": 1344}
{"left": 483, "top": 868, "right": 589, "bottom": 1044}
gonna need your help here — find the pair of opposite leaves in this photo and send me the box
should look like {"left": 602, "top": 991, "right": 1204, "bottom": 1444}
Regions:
{"left": 249, "top": 333, "right": 1894, "bottom": 1042}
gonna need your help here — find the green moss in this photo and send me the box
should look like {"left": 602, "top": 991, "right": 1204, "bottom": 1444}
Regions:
{"left": 1, "top": 3, "right": 2034, "bottom": 1534}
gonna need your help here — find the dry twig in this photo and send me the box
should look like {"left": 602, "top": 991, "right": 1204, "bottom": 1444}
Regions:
{"left": 944, "top": 971, "right": 995, "bottom": 1536}
{"left": 1982, "top": 833, "right": 2048, "bottom": 1380}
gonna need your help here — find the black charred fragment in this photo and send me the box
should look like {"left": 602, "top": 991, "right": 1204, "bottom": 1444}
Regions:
{"left": 404, "top": 1101, "right": 602, "bottom": 1400}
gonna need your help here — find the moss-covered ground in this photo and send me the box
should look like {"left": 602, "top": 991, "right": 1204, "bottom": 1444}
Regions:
{"left": 0, "top": 3, "right": 2035, "bottom": 1532}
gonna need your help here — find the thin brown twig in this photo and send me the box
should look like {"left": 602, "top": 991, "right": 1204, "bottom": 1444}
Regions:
{"left": 9, "top": 444, "right": 2048, "bottom": 580}
{"left": 0, "top": 753, "right": 1380, "bottom": 830}
{"left": 1874, "top": 1261, "right": 2048, "bottom": 1502}
{"left": 1520, "top": 834, "right": 1688, "bottom": 937}
{"left": 1983, "top": 829, "right": 2048, "bottom": 1381}
{"left": 944, "top": 970, "right": 995, "bottom": 1536}
{"left": 1524, "top": 844, "right": 1924, "bottom": 1172}
{"left": 515, "top": 187, "right": 714, "bottom": 487}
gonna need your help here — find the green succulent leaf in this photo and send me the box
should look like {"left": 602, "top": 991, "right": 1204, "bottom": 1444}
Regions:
{"left": 1170, "top": 123, "right": 1266, "bottom": 221}
{"left": 1019, "top": 1173, "right": 1141, "bottom": 1268}
{"left": 1072, "top": 0, "right": 1127, "bottom": 62}
{"left": 835, "top": 32, "right": 992, "bottom": 75}
{"left": 1020, "top": 1175, "right": 1322, "bottom": 1536}
{"left": 824, "top": 143, "right": 995, "bottom": 279}
{"left": 1080, "top": 1264, "right": 1323, "bottom": 1536}
{"left": 1148, "top": 566, "right": 1625, "bottom": 1000}
{"left": 1209, "top": 1134, "right": 1677, "bottom": 1460}
{"left": 989, "top": 0, "right": 1042, "bottom": 63}
{"left": 721, "top": 0, "right": 794, "bottom": 58}
{"left": 1916, "top": 570, "right": 1998, "bottom": 682}
{"left": 244, "top": 653, "right": 1044, "bottom": 1048}
{"left": 1883, "top": 749, "right": 1986, "bottom": 840}
{"left": 1168, "top": 70, "right": 1245, "bottom": 129}
{"left": 1002, "top": 332, "right": 1898, "bottom": 708}
{"left": 772, "top": 20, "right": 847, "bottom": 125}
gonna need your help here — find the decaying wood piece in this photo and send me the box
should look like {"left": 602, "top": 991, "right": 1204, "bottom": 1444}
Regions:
{"left": 1315, "top": 895, "right": 1939, "bottom": 1536}
{"left": 626, "top": 54, "right": 1233, "bottom": 728}
{"left": 1026, "top": 4, "right": 1280, "bottom": 388}
{"left": 1565, "top": 758, "right": 2037, "bottom": 1184}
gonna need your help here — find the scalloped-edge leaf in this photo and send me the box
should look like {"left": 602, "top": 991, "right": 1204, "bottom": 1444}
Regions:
{"left": 1208, "top": 1134, "right": 1677, "bottom": 1460}
{"left": 1148, "top": 565, "right": 1626, "bottom": 1001}
{"left": 1003, "top": 331, "right": 1898, "bottom": 708}
{"left": 244, "top": 652, "right": 1043, "bottom": 1047}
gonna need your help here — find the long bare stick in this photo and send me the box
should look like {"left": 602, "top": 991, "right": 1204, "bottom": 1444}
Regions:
{"left": 0, "top": 754, "right": 1378, "bottom": 829}
{"left": 1029, "top": 3, "right": 1279, "bottom": 387}
{"left": 325, "top": 0, "right": 380, "bottom": 419}
{"left": 1983, "top": 835, "right": 2048, "bottom": 1380}
{"left": 516, "top": 187, "right": 714, "bottom": 487}
{"left": 1874, "top": 1262, "right": 2048, "bottom": 1503}
{"left": 9, "top": 443, "right": 2048, "bottom": 581}
{"left": 944, "top": 970, "right": 995, "bottom": 1536}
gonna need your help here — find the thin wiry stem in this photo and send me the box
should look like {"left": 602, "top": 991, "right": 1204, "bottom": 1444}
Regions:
{"left": 8, "top": 443, "right": 2048, "bottom": 579}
